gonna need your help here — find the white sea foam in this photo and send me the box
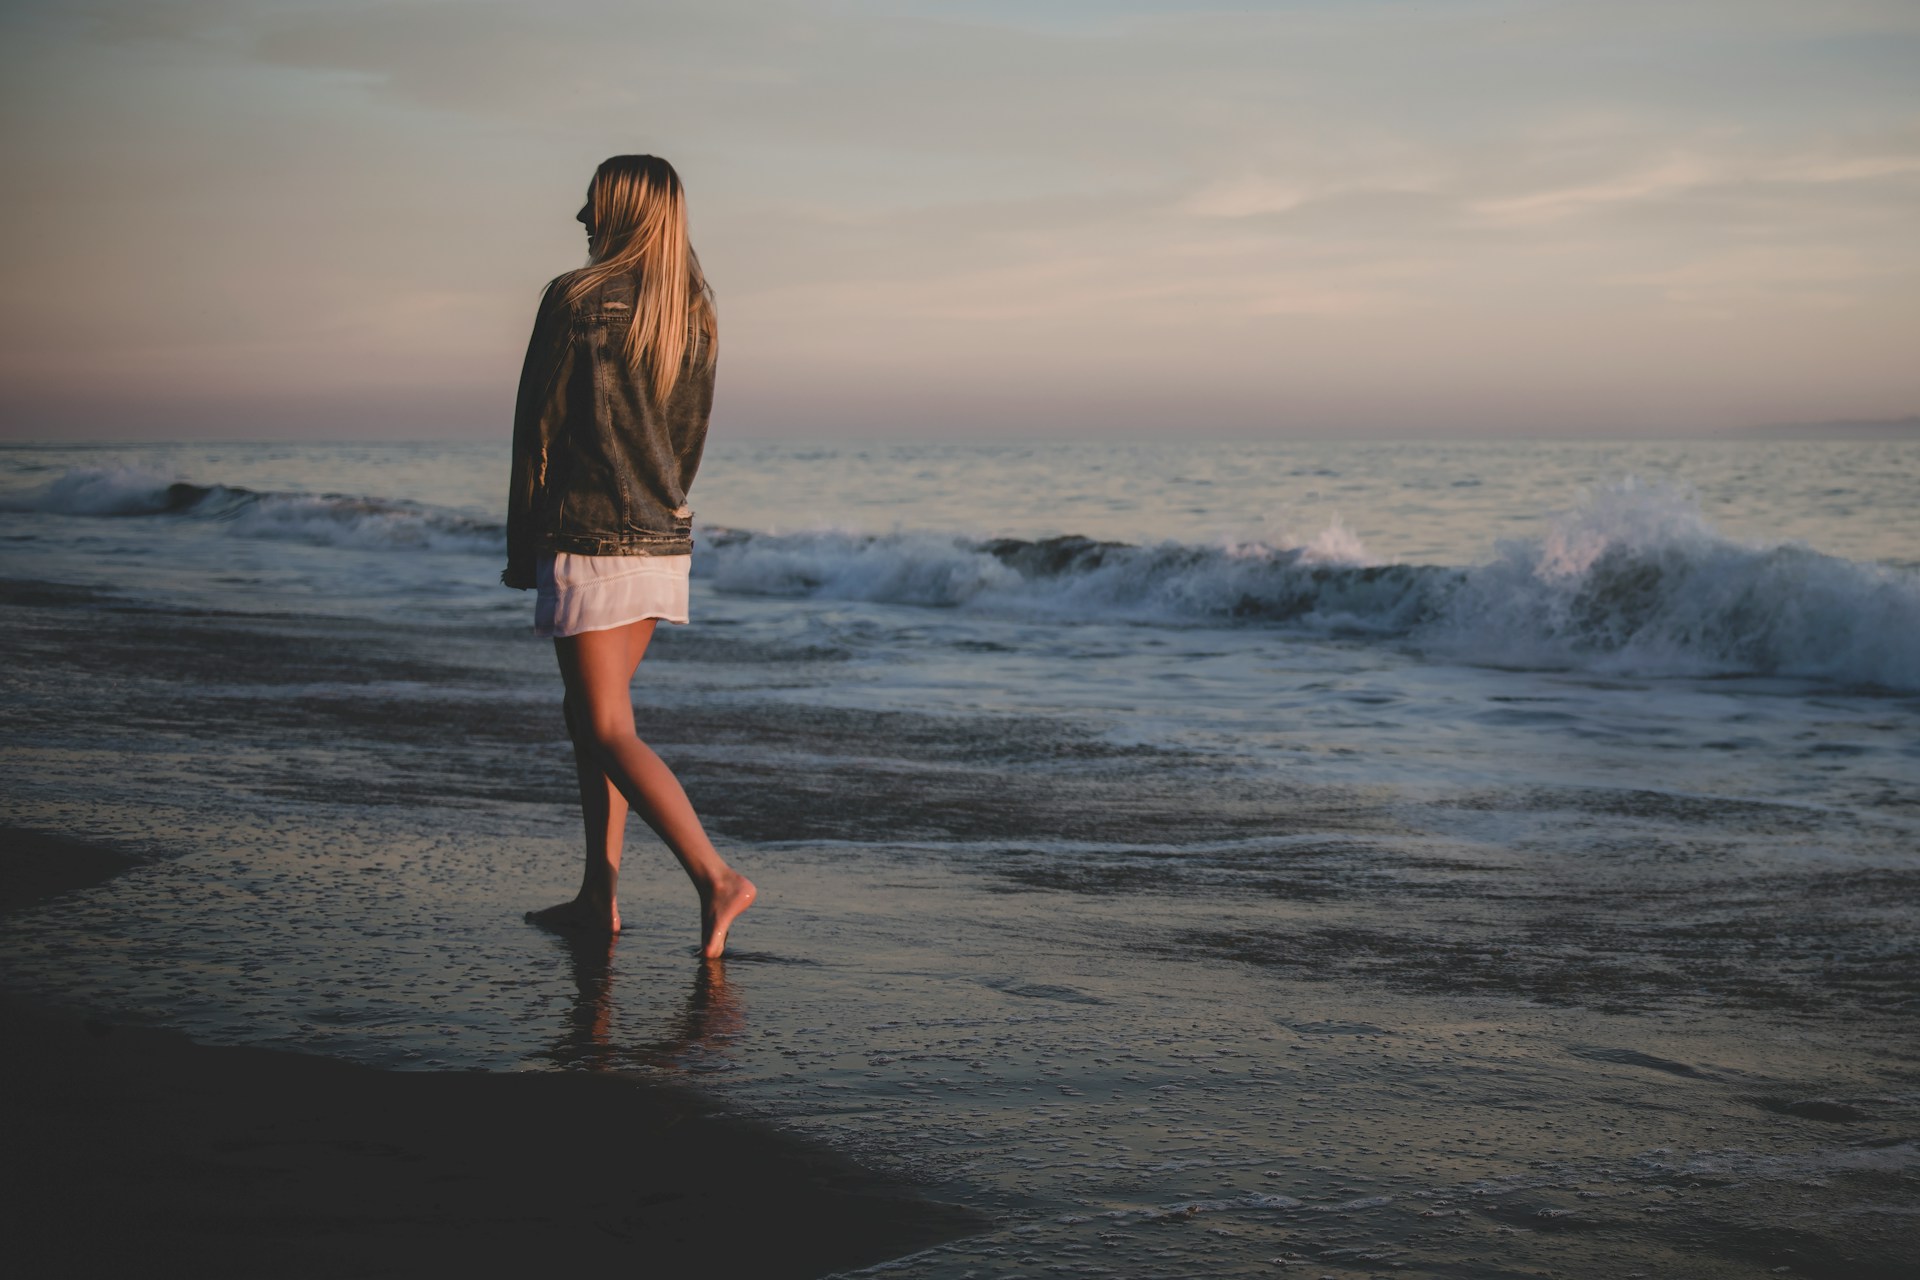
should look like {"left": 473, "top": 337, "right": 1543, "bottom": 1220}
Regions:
{"left": 7, "top": 466, "right": 503, "bottom": 554}
{"left": 700, "top": 480, "right": 1920, "bottom": 688}
{"left": 15, "top": 467, "right": 1918, "bottom": 688}
{"left": 701, "top": 526, "right": 1435, "bottom": 635}
{"left": 218, "top": 492, "right": 502, "bottom": 554}
{"left": 3, "top": 465, "right": 196, "bottom": 516}
{"left": 1426, "top": 479, "right": 1920, "bottom": 688}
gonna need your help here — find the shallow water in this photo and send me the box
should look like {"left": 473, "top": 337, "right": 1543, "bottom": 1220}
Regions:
{"left": 1, "top": 438, "right": 1916, "bottom": 1277}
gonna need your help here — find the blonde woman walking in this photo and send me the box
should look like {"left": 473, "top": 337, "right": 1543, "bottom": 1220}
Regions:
{"left": 503, "top": 154, "right": 754, "bottom": 958}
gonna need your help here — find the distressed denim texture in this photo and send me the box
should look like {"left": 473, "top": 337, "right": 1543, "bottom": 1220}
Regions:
{"left": 502, "top": 272, "right": 713, "bottom": 589}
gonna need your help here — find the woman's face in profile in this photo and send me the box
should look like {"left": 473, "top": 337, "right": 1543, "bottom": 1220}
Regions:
{"left": 577, "top": 191, "right": 595, "bottom": 250}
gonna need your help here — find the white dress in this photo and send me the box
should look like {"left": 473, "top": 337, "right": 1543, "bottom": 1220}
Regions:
{"left": 533, "top": 552, "right": 691, "bottom": 638}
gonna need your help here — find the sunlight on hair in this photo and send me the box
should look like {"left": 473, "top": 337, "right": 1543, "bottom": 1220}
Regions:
{"left": 561, "top": 155, "right": 718, "bottom": 402}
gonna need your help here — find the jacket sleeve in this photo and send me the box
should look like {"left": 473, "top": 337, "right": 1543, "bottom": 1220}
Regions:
{"left": 503, "top": 281, "right": 572, "bottom": 589}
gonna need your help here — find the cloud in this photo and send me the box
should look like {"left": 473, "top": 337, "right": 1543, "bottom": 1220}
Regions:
{"left": 1471, "top": 155, "right": 1715, "bottom": 226}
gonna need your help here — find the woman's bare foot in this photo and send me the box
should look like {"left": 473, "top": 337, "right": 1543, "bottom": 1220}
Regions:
{"left": 526, "top": 895, "right": 620, "bottom": 935}
{"left": 699, "top": 872, "right": 756, "bottom": 959}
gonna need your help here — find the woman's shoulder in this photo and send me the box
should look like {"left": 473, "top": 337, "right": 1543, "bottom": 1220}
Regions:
{"left": 548, "top": 270, "right": 638, "bottom": 317}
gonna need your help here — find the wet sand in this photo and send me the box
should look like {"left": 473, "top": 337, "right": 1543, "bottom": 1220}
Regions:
{"left": 2, "top": 557, "right": 1915, "bottom": 1278}
{"left": 0, "top": 832, "right": 983, "bottom": 1280}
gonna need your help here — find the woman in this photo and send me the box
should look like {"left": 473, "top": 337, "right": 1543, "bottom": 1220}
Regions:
{"left": 503, "top": 154, "right": 755, "bottom": 959}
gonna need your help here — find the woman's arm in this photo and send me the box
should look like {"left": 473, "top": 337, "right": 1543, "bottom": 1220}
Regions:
{"left": 503, "top": 281, "right": 572, "bottom": 588}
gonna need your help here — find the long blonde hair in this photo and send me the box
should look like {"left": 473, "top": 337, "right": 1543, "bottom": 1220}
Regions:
{"left": 560, "top": 155, "right": 717, "bottom": 401}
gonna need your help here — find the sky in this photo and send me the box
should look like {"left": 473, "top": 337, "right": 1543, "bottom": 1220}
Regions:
{"left": 1, "top": 0, "right": 1917, "bottom": 440}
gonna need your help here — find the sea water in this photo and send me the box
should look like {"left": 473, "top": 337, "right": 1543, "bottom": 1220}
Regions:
{"left": 2, "top": 437, "right": 1916, "bottom": 1278}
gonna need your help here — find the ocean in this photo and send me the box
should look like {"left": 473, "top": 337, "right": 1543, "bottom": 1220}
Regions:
{"left": 2, "top": 437, "right": 1916, "bottom": 1278}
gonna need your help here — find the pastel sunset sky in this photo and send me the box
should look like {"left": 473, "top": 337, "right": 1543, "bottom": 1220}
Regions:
{"left": 3, "top": 0, "right": 1917, "bottom": 439}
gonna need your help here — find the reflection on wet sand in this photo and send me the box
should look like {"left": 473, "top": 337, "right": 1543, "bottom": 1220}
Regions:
{"left": 538, "top": 934, "right": 746, "bottom": 1074}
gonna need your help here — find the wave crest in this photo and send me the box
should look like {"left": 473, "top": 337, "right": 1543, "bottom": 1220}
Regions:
{"left": 700, "top": 482, "right": 1919, "bottom": 689}
{"left": 700, "top": 527, "right": 1444, "bottom": 634}
{"left": 13, "top": 468, "right": 1915, "bottom": 688}
{"left": 1430, "top": 479, "right": 1920, "bottom": 687}
{"left": 6, "top": 466, "right": 505, "bottom": 553}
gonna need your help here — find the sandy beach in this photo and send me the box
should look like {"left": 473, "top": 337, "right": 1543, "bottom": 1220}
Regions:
{"left": 0, "top": 831, "right": 984, "bottom": 1279}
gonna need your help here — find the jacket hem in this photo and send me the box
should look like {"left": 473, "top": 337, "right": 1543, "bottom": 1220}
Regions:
{"left": 545, "top": 532, "right": 695, "bottom": 556}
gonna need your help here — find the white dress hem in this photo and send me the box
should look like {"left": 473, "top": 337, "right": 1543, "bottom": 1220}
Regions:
{"left": 533, "top": 552, "right": 692, "bottom": 639}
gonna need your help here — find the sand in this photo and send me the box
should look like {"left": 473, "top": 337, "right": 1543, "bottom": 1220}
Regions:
{"left": 0, "top": 831, "right": 983, "bottom": 1279}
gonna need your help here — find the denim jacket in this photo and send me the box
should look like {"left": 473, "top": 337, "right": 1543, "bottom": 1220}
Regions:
{"left": 502, "top": 272, "right": 714, "bottom": 589}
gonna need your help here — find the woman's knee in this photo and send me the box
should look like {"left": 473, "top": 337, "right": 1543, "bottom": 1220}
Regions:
{"left": 581, "top": 708, "right": 634, "bottom": 754}
{"left": 561, "top": 696, "right": 622, "bottom": 748}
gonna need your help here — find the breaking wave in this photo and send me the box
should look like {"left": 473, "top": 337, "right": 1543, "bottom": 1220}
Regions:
{"left": 13, "top": 468, "right": 1917, "bottom": 689}
{"left": 4, "top": 466, "right": 504, "bottom": 554}
{"left": 699, "top": 525, "right": 1441, "bottom": 634}
{"left": 697, "top": 480, "right": 1920, "bottom": 689}
{"left": 1419, "top": 481, "right": 1920, "bottom": 688}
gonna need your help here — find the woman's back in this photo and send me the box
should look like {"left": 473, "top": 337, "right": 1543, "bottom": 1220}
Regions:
{"left": 537, "top": 269, "right": 713, "bottom": 556}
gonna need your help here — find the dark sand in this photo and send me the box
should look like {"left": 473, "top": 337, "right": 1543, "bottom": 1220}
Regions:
{"left": 0, "top": 830, "right": 983, "bottom": 1279}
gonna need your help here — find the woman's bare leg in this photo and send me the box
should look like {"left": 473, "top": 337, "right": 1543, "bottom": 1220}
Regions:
{"left": 526, "top": 630, "right": 642, "bottom": 935}
{"left": 530, "top": 619, "right": 755, "bottom": 957}
{"left": 566, "top": 692, "right": 628, "bottom": 922}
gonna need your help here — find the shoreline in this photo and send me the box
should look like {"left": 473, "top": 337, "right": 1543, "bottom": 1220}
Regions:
{"left": 0, "top": 827, "right": 984, "bottom": 1279}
